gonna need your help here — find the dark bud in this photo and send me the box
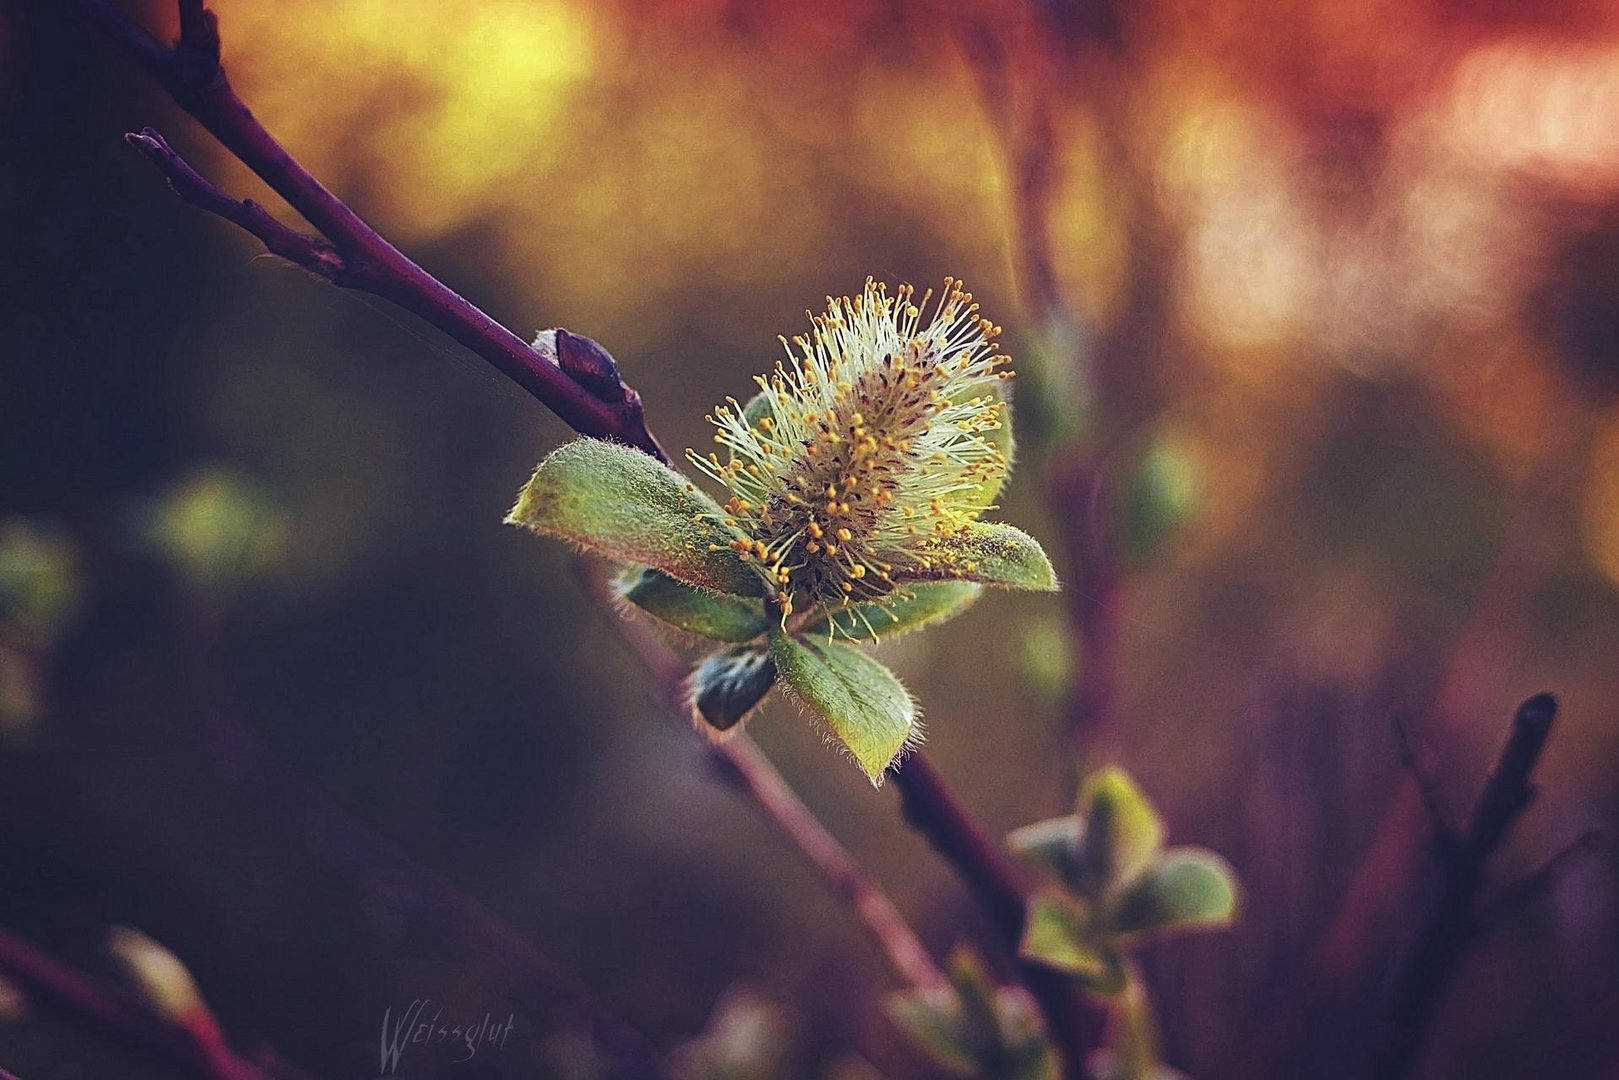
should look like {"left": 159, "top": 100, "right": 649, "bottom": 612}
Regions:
{"left": 691, "top": 646, "right": 778, "bottom": 733}
{"left": 556, "top": 329, "right": 626, "bottom": 404}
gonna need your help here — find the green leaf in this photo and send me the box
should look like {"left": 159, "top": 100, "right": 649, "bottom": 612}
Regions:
{"left": 885, "top": 992, "right": 978, "bottom": 1077}
{"left": 507, "top": 438, "right": 760, "bottom": 595}
{"left": 945, "top": 947, "right": 1004, "bottom": 1061}
{"left": 901, "top": 522, "right": 1058, "bottom": 592}
{"left": 689, "top": 645, "right": 778, "bottom": 733}
{"left": 618, "top": 567, "right": 769, "bottom": 642}
{"left": 1074, "top": 767, "right": 1164, "bottom": 894}
{"left": 803, "top": 582, "right": 982, "bottom": 642}
{"left": 1007, "top": 817, "right": 1082, "bottom": 884}
{"left": 768, "top": 629, "right": 916, "bottom": 784}
{"left": 1111, "top": 848, "right": 1239, "bottom": 938}
{"left": 1018, "top": 890, "right": 1126, "bottom": 994}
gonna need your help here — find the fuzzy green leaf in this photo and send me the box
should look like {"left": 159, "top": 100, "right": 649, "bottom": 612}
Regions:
{"left": 1111, "top": 849, "right": 1239, "bottom": 938}
{"left": 1007, "top": 817, "right": 1082, "bottom": 885}
{"left": 803, "top": 582, "right": 982, "bottom": 643}
{"left": 507, "top": 438, "right": 760, "bottom": 595}
{"left": 768, "top": 629, "right": 916, "bottom": 784}
{"left": 689, "top": 645, "right": 778, "bottom": 733}
{"left": 902, "top": 522, "right": 1057, "bottom": 592}
{"left": 1019, "top": 890, "right": 1125, "bottom": 994}
{"left": 618, "top": 567, "right": 769, "bottom": 642}
{"left": 1075, "top": 767, "right": 1164, "bottom": 894}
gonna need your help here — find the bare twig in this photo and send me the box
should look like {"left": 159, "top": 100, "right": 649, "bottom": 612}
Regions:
{"left": 714, "top": 740, "right": 952, "bottom": 995}
{"left": 70, "top": 0, "right": 667, "bottom": 460}
{"left": 0, "top": 926, "right": 271, "bottom": 1080}
{"left": 124, "top": 129, "right": 344, "bottom": 280}
{"left": 1392, "top": 712, "right": 1458, "bottom": 837}
{"left": 1375, "top": 691, "right": 1560, "bottom": 1077}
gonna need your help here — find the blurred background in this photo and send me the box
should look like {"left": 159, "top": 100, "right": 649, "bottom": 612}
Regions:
{"left": 4, "top": 0, "right": 1619, "bottom": 1076}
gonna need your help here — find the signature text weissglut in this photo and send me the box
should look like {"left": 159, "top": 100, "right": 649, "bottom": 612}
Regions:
{"left": 380, "top": 1000, "right": 516, "bottom": 1074}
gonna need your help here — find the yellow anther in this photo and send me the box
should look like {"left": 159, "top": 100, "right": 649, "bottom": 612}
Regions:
{"left": 850, "top": 564, "right": 866, "bottom": 579}
{"left": 807, "top": 521, "right": 823, "bottom": 539}
{"left": 836, "top": 527, "right": 853, "bottom": 542}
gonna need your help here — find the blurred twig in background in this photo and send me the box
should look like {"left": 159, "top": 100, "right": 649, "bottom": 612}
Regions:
{"left": 0, "top": 925, "right": 279, "bottom": 1080}
{"left": 1376, "top": 691, "right": 1559, "bottom": 1077}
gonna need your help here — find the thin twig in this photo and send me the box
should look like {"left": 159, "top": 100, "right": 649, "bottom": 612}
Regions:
{"left": 70, "top": 0, "right": 666, "bottom": 461}
{"left": 124, "top": 129, "right": 344, "bottom": 280}
{"left": 1392, "top": 712, "right": 1458, "bottom": 837}
{"left": 580, "top": 563, "right": 947, "bottom": 996}
{"left": 0, "top": 927, "right": 271, "bottom": 1080}
{"left": 1374, "top": 691, "right": 1560, "bottom": 1077}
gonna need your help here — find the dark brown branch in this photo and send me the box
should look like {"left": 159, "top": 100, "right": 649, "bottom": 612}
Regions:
{"left": 892, "top": 755, "right": 1106, "bottom": 1080}
{"left": 0, "top": 926, "right": 271, "bottom": 1080}
{"left": 71, "top": 0, "right": 667, "bottom": 461}
{"left": 1374, "top": 691, "right": 1560, "bottom": 1077}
